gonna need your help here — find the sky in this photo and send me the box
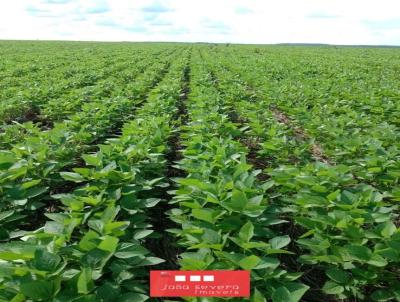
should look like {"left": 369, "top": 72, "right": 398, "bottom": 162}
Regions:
{"left": 0, "top": 0, "right": 400, "bottom": 45}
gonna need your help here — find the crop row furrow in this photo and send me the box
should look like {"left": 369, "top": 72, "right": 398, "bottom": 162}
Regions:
{"left": 146, "top": 48, "right": 192, "bottom": 272}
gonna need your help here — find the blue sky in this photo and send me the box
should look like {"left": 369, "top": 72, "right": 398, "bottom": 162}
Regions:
{"left": 1, "top": 0, "right": 400, "bottom": 45}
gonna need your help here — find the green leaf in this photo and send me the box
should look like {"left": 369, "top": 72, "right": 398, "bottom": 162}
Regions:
{"left": 98, "top": 236, "right": 119, "bottom": 253}
{"left": 77, "top": 267, "right": 94, "bottom": 294}
{"left": 238, "top": 255, "right": 261, "bottom": 270}
{"left": 115, "top": 243, "right": 149, "bottom": 259}
{"left": 73, "top": 295, "right": 96, "bottom": 302}
{"left": 32, "top": 249, "right": 61, "bottom": 272}
{"left": 0, "top": 242, "right": 36, "bottom": 260}
{"left": 179, "top": 258, "right": 209, "bottom": 270}
{"left": 0, "top": 210, "right": 15, "bottom": 222}
{"left": 10, "top": 293, "right": 25, "bottom": 302}
{"left": 192, "top": 209, "right": 215, "bottom": 223}
{"left": 119, "top": 293, "right": 148, "bottom": 302}
{"left": 239, "top": 221, "right": 254, "bottom": 242}
{"left": 25, "top": 187, "right": 48, "bottom": 199}
{"left": 272, "top": 287, "right": 291, "bottom": 302}
{"left": 202, "top": 228, "right": 221, "bottom": 244}
{"left": 368, "top": 253, "right": 388, "bottom": 267}
{"left": 20, "top": 279, "right": 60, "bottom": 300}
{"left": 21, "top": 179, "right": 41, "bottom": 189}
{"left": 260, "top": 180, "right": 275, "bottom": 191}
{"left": 326, "top": 268, "right": 350, "bottom": 284}
{"left": 327, "top": 190, "right": 340, "bottom": 201}
{"left": 254, "top": 257, "right": 280, "bottom": 270}
{"left": 134, "top": 229, "right": 154, "bottom": 240}
{"left": 252, "top": 288, "right": 266, "bottom": 302}
{"left": 322, "top": 281, "right": 344, "bottom": 295}
{"left": 297, "top": 238, "right": 330, "bottom": 250}
{"left": 380, "top": 221, "right": 397, "bottom": 238}
{"left": 269, "top": 235, "right": 291, "bottom": 249}
{"left": 60, "top": 172, "right": 85, "bottom": 183}
{"left": 96, "top": 282, "right": 120, "bottom": 301}
{"left": 343, "top": 245, "right": 372, "bottom": 261}
{"left": 371, "top": 289, "right": 395, "bottom": 301}
{"left": 340, "top": 190, "right": 357, "bottom": 204}
{"left": 178, "top": 178, "right": 212, "bottom": 191}
{"left": 79, "top": 231, "right": 99, "bottom": 251}
{"left": 82, "top": 153, "right": 102, "bottom": 166}
{"left": 285, "top": 282, "right": 309, "bottom": 302}
{"left": 0, "top": 151, "right": 15, "bottom": 167}
{"left": 230, "top": 189, "right": 248, "bottom": 211}
{"left": 139, "top": 257, "right": 165, "bottom": 266}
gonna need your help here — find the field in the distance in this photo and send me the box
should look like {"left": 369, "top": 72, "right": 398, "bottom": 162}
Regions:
{"left": 0, "top": 41, "right": 399, "bottom": 302}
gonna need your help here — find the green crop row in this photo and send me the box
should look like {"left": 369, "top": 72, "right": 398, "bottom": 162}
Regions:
{"left": 0, "top": 49, "right": 181, "bottom": 240}
{"left": 168, "top": 50, "right": 309, "bottom": 302}
{"left": 0, "top": 48, "right": 190, "bottom": 302}
{"left": 0, "top": 48, "right": 180, "bottom": 147}
{"left": 199, "top": 47, "right": 400, "bottom": 301}
{"left": 0, "top": 42, "right": 180, "bottom": 125}
{"left": 204, "top": 46, "right": 400, "bottom": 196}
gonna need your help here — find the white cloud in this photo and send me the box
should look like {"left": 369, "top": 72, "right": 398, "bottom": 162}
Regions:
{"left": 0, "top": 0, "right": 399, "bottom": 45}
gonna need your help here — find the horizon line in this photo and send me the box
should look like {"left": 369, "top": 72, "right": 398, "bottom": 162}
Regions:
{"left": 1, "top": 39, "right": 400, "bottom": 48}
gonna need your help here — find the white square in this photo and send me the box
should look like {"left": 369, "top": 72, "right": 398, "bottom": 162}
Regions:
{"left": 175, "top": 275, "right": 186, "bottom": 282}
{"left": 203, "top": 275, "right": 214, "bottom": 282}
{"left": 190, "top": 275, "right": 201, "bottom": 282}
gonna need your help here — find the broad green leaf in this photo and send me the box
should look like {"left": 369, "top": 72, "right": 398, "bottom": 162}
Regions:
{"left": 0, "top": 210, "right": 15, "bottom": 222}
{"left": 82, "top": 153, "right": 102, "bottom": 166}
{"left": 119, "top": 293, "right": 148, "bottom": 302}
{"left": 239, "top": 221, "right": 254, "bottom": 242}
{"left": 285, "top": 282, "right": 310, "bottom": 302}
{"left": 32, "top": 249, "right": 61, "bottom": 272}
{"left": 238, "top": 255, "right": 261, "bottom": 270}
{"left": 21, "top": 179, "right": 41, "bottom": 189}
{"left": 77, "top": 267, "right": 94, "bottom": 294}
{"left": 96, "top": 282, "right": 120, "bottom": 301}
{"left": 343, "top": 245, "right": 372, "bottom": 261}
{"left": 134, "top": 229, "right": 154, "bottom": 240}
{"left": 79, "top": 230, "right": 99, "bottom": 251}
{"left": 368, "top": 253, "right": 388, "bottom": 267}
{"left": 252, "top": 288, "right": 266, "bottom": 302}
{"left": 322, "top": 281, "right": 344, "bottom": 295}
{"left": 192, "top": 209, "right": 215, "bottom": 223}
{"left": 98, "top": 236, "right": 119, "bottom": 253}
{"left": 20, "top": 279, "right": 60, "bottom": 300}
{"left": 138, "top": 257, "right": 165, "bottom": 266}
{"left": 60, "top": 172, "right": 85, "bottom": 183}
{"left": 326, "top": 268, "right": 350, "bottom": 284}
{"left": 371, "top": 289, "right": 395, "bottom": 301}
{"left": 230, "top": 189, "right": 248, "bottom": 211}
{"left": 272, "top": 287, "right": 291, "bottom": 302}
{"left": 269, "top": 235, "right": 291, "bottom": 249}
{"left": 254, "top": 257, "right": 280, "bottom": 270}
{"left": 179, "top": 258, "right": 209, "bottom": 270}
{"left": 115, "top": 243, "right": 149, "bottom": 259}
{"left": 380, "top": 221, "right": 397, "bottom": 238}
{"left": 340, "top": 190, "right": 357, "bottom": 204}
{"left": 10, "top": 293, "right": 25, "bottom": 302}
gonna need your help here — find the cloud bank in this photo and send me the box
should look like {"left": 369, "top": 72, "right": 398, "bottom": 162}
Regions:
{"left": 0, "top": 0, "right": 399, "bottom": 45}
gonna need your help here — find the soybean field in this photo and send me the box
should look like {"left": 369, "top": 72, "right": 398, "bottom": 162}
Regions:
{"left": 0, "top": 40, "right": 400, "bottom": 302}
